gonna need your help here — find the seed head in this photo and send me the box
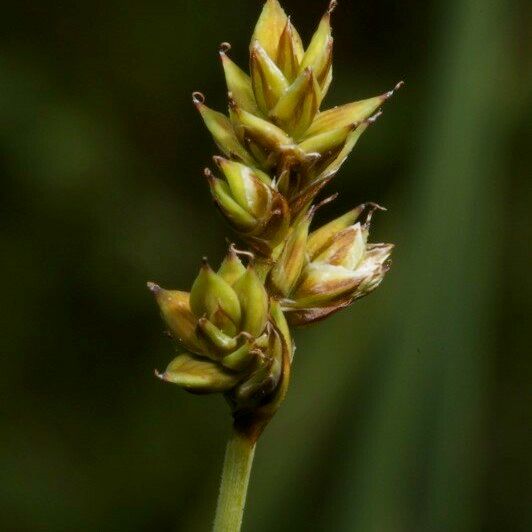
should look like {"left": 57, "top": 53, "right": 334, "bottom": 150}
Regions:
{"left": 148, "top": 0, "right": 401, "bottom": 433}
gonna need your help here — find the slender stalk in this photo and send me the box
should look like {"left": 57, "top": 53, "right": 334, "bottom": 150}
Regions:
{"left": 213, "top": 430, "right": 257, "bottom": 532}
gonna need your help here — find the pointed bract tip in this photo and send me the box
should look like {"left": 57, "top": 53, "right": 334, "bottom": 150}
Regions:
{"left": 192, "top": 91, "right": 205, "bottom": 105}
{"left": 212, "top": 155, "right": 225, "bottom": 167}
{"left": 383, "top": 80, "right": 405, "bottom": 100}
{"left": 328, "top": 0, "right": 338, "bottom": 14}
{"left": 367, "top": 202, "right": 387, "bottom": 212}
{"left": 232, "top": 246, "right": 256, "bottom": 262}
{"left": 365, "top": 110, "right": 383, "bottom": 125}
{"left": 147, "top": 281, "right": 161, "bottom": 294}
{"left": 311, "top": 192, "right": 339, "bottom": 215}
{"left": 364, "top": 203, "right": 387, "bottom": 227}
{"left": 228, "top": 242, "right": 239, "bottom": 256}
{"left": 305, "top": 204, "right": 318, "bottom": 221}
{"left": 219, "top": 42, "right": 231, "bottom": 55}
{"left": 154, "top": 369, "right": 165, "bottom": 380}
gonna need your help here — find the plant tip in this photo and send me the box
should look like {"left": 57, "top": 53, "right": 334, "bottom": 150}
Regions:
{"left": 367, "top": 202, "right": 387, "bottom": 212}
{"left": 365, "top": 110, "right": 383, "bottom": 124}
{"left": 232, "top": 246, "right": 256, "bottom": 262}
{"left": 147, "top": 282, "right": 161, "bottom": 294}
{"left": 364, "top": 203, "right": 387, "bottom": 227}
{"left": 312, "top": 193, "right": 339, "bottom": 215}
{"left": 192, "top": 91, "right": 205, "bottom": 105}
{"left": 328, "top": 0, "right": 338, "bottom": 14}
{"left": 219, "top": 42, "right": 231, "bottom": 54}
{"left": 384, "top": 80, "right": 405, "bottom": 100}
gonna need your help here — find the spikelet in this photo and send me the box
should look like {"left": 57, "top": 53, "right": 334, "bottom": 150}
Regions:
{"left": 149, "top": 248, "right": 291, "bottom": 423}
{"left": 280, "top": 204, "right": 394, "bottom": 325}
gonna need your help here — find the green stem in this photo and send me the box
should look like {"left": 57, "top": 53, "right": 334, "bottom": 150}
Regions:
{"left": 213, "top": 429, "right": 257, "bottom": 532}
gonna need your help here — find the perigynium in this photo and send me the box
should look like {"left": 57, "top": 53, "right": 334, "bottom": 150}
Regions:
{"left": 147, "top": 1, "right": 401, "bottom": 530}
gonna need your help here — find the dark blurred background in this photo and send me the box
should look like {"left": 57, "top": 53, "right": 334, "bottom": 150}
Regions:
{"left": 1, "top": 0, "right": 530, "bottom": 530}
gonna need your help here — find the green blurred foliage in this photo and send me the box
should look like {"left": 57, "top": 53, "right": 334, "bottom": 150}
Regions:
{"left": 0, "top": 0, "right": 530, "bottom": 530}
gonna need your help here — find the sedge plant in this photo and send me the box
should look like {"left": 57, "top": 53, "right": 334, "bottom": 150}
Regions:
{"left": 147, "top": 1, "right": 401, "bottom": 530}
